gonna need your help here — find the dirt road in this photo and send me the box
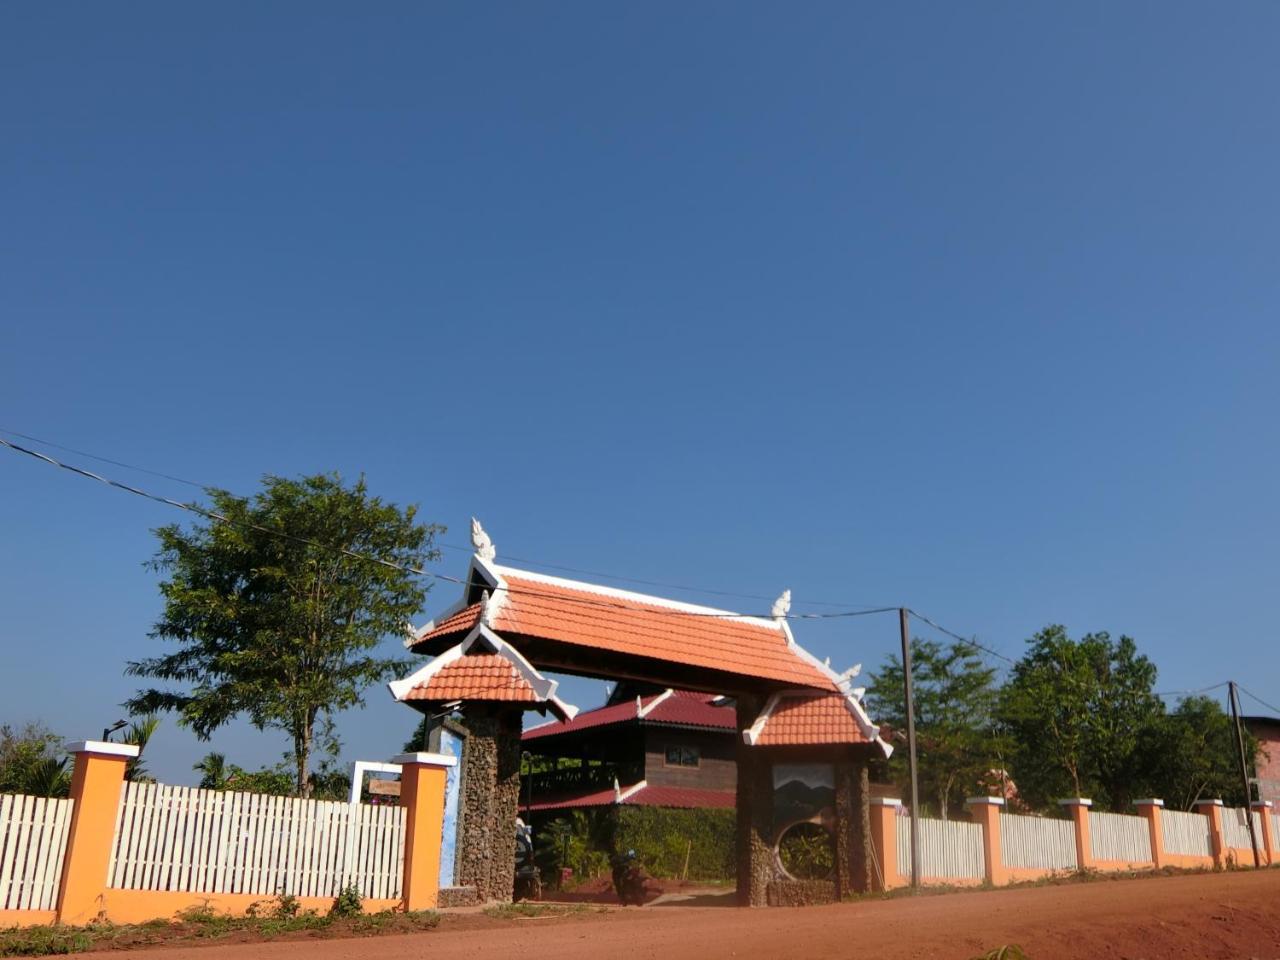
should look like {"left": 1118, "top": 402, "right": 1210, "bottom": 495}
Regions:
{"left": 121, "top": 870, "right": 1280, "bottom": 960}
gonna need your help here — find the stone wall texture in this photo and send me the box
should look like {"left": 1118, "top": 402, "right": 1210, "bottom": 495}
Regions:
{"left": 456, "top": 706, "right": 524, "bottom": 903}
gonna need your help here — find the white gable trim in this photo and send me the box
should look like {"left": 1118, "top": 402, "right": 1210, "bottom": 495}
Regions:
{"left": 637, "top": 688, "right": 675, "bottom": 719}
{"left": 615, "top": 780, "right": 648, "bottom": 804}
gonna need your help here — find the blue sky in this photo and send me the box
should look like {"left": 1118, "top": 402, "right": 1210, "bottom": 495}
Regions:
{"left": 3, "top": 2, "right": 1278, "bottom": 784}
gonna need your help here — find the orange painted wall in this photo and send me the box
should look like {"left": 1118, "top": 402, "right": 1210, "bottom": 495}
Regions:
{"left": 0, "top": 910, "right": 57, "bottom": 929}
{"left": 98, "top": 889, "right": 400, "bottom": 925}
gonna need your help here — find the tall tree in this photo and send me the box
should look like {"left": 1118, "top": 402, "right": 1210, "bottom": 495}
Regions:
{"left": 0, "top": 723, "right": 69, "bottom": 797}
{"left": 1138, "top": 696, "right": 1257, "bottom": 810}
{"left": 867, "top": 639, "right": 1007, "bottom": 819}
{"left": 998, "top": 625, "right": 1161, "bottom": 811}
{"left": 127, "top": 473, "right": 440, "bottom": 795}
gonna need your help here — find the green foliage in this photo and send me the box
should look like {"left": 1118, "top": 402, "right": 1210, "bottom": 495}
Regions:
{"left": 121, "top": 715, "right": 160, "bottom": 783}
{"left": 777, "top": 822, "right": 834, "bottom": 880}
{"left": 999, "top": 626, "right": 1162, "bottom": 811}
{"left": 330, "top": 885, "right": 363, "bottom": 918}
{"left": 1138, "top": 696, "right": 1257, "bottom": 810}
{"left": 0, "top": 723, "right": 69, "bottom": 797}
{"left": 868, "top": 639, "right": 1009, "bottom": 818}
{"left": 614, "top": 807, "right": 736, "bottom": 881}
{"left": 127, "top": 473, "right": 441, "bottom": 795}
{"left": 0, "top": 924, "right": 92, "bottom": 956}
{"left": 534, "top": 811, "right": 613, "bottom": 880}
{"left": 193, "top": 752, "right": 230, "bottom": 789}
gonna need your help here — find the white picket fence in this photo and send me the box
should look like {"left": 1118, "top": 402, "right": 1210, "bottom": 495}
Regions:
{"left": 1162, "top": 809, "right": 1213, "bottom": 857}
{"left": 897, "top": 816, "right": 985, "bottom": 880}
{"left": 1088, "top": 811, "right": 1151, "bottom": 863}
{"left": 1221, "top": 807, "right": 1263, "bottom": 852}
{"left": 0, "top": 794, "right": 74, "bottom": 911}
{"left": 108, "top": 783, "right": 405, "bottom": 900}
{"left": 1272, "top": 813, "right": 1279, "bottom": 847}
{"left": 999, "top": 813, "right": 1077, "bottom": 871}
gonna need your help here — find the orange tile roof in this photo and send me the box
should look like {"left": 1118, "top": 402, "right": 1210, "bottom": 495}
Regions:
{"left": 418, "top": 602, "right": 483, "bottom": 644}
{"left": 402, "top": 653, "right": 539, "bottom": 703}
{"left": 752, "top": 692, "right": 873, "bottom": 746}
{"left": 480, "top": 573, "right": 835, "bottom": 690}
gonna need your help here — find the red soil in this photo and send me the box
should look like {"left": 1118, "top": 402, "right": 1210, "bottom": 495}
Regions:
{"left": 113, "top": 869, "right": 1280, "bottom": 960}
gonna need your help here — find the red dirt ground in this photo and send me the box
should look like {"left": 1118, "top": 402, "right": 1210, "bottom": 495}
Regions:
{"left": 116, "top": 870, "right": 1280, "bottom": 960}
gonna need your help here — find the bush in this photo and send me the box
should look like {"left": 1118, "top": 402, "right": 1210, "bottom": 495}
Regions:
{"left": 614, "top": 807, "right": 736, "bottom": 881}
{"left": 331, "top": 885, "right": 363, "bottom": 918}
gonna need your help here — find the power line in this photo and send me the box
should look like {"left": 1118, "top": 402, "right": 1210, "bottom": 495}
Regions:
{"left": 904, "top": 608, "right": 1016, "bottom": 665}
{"left": 0, "top": 426, "right": 214, "bottom": 491}
{"left": 1238, "top": 684, "right": 1280, "bottom": 717}
{"left": 1152, "top": 682, "right": 1229, "bottom": 698}
{"left": 0, "top": 435, "right": 896, "bottom": 624}
{"left": 2, "top": 427, "right": 894, "bottom": 612}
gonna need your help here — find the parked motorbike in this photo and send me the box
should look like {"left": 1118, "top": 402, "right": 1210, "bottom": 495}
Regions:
{"left": 514, "top": 819, "right": 542, "bottom": 901}
{"left": 610, "top": 848, "right": 648, "bottom": 906}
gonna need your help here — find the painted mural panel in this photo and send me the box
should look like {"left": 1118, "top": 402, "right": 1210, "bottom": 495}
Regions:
{"left": 773, "top": 763, "right": 835, "bottom": 829}
{"left": 438, "top": 727, "right": 463, "bottom": 888}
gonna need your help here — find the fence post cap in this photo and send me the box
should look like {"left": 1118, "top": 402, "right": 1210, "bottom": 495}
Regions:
{"left": 390, "top": 751, "right": 458, "bottom": 767}
{"left": 965, "top": 796, "right": 1006, "bottom": 806}
{"left": 1193, "top": 798, "right": 1224, "bottom": 807}
{"left": 1250, "top": 800, "right": 1274, "bottom": 809}
{"left": 66, "top": 740, "right": 141, "bottom": 758}
{"left": 1058, "top": 798, "right": 1093, "bottom": 807}
{"left": 1133, "top": 798, "right": 1164, "bottom": 807}
{"left": 869, "top": 797, "right": 902, "bottom": 807}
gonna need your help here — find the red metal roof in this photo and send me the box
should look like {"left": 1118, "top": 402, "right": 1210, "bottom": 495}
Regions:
{"left": 415, "top": 567, "right": 836, "bottom": 692}
{"left": 521, "top": 783, "right": 736, "bottom": 812}
{"left": 402, "top": 653, "right": 539, "bottom": 703}
{"left": 751, "top": 692, "right": 872, "bottom": 747}
{"left": 523, "top": 689, "right": 735, "bottom": 742}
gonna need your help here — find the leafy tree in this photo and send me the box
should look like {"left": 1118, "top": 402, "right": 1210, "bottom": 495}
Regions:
{"left": 127, "top": 473, "right": 440, "bottom": 795}
{"left": 193, "top": 752, "right": 230, "bottom": 790}
{"left": 1138, "top": 696, "right": 1257, "bottom": 810}
{"left": 998, "top": 625, "right": 1161, "bottom": 811}
{"left": 0, "top": 723, "right": 68, "bottom": 797}
{"left": 121, "top": 715, "right": 160, "bottom": 783}
{"left": 867, "top": 639, "right": 1008, "bottom": 819}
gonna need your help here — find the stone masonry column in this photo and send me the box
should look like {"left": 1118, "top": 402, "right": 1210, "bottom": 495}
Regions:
{"left": 456, "top": 706, "right": 524, "bottom": 902}
{"left": 735, "top": 695, "right": 773, "bottom": 907}
{"left": 834, "top": 757, "right": 872, "bottom": 897}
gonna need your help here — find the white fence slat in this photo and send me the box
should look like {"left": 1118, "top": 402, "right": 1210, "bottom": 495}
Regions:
{"left": 1162, "top": 809, "right": 1214, "bottom": 857}
{"left": 895, "top": 816, "right": 984, "bottom": 880}
{"left": 999, "top": 813, "right": 1077, "bottom": 871}
{"left": 0, "top": 793, "right": 75, "bottom": 911}
{"left": 1088, "top": 811, "right": 1152, "bottom": 863}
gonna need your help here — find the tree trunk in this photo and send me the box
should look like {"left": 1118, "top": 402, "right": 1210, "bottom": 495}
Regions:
{"left": 296, "top": 723, "right": 312, "bottom": 797}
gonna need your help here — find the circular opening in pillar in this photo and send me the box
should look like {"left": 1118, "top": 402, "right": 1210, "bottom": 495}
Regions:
{"left": 776, "top": 821, "right": 835, "bottom": 881}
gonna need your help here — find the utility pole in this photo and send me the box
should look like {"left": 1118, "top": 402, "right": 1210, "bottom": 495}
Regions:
{"left": 900, "top": 608, "right": 921, "bottom": 890}
{"left": 1228, "top": 681, "right": 1261, "bottom": 868}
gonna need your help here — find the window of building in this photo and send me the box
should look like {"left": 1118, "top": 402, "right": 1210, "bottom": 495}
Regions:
{"left": 664, "top": 744, "right": 699, "bottom": 767}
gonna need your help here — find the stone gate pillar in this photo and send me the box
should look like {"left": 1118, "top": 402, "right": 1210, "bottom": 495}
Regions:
{"left": 736, "top": 695, "right": 773, "bottom": 907}
{"left": 833, "top": 756, "right": 872, "bottom": 897}
{"left": 456, "top": 705, "right": 524, "bottom": 902}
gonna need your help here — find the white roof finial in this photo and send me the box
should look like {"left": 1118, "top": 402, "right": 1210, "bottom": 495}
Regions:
{"left": 471, "top": 517, "right": 496, "bottom": 562}
{"left": 771, "top": 589, "right": 792, "bottom": 620}
{"left": 480, "top": 590, "right": 493, "bottom": 627}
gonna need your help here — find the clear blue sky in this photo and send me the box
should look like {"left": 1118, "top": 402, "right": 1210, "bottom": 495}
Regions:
{"left": 3, "top": 3, "right": 1278, "bottom": 785}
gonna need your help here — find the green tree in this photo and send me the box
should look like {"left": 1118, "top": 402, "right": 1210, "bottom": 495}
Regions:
{"left": 0, "top": 723, "right": 68, "bottom": 797}
{"left": 127, "top": 473, "right": 441, "bottom": 795}
{"left": 1138, "top": 696, "right": 1257, "bottom": 810}
{"left": 193, "top": 752, "right": 230, "bottom": 790}
{"left": 998, "top": 625, "right": 1161, "bottom": 811}
{"left": 867, "top": 639, "right": 1008, "bottom": 819}
{"left": 121, "top": 715, "right": 160, "bottom": 783}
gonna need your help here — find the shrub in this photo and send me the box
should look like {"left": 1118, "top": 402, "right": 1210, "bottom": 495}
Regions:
{"left": 331, "top": 885, "right": 364, "bottom": 918}
{"left": 613, "top": 807, "right": 736, "bottom": 881}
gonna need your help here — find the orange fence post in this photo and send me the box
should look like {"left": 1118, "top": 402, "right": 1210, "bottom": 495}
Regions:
{"left": 1193, "top": 799, "right": 1226, "bottom": 868}
{"left": 1134, "top": 799, "right": 1165, "bottom": 869}
{"left": 56, "top": 741, "right": 138, "bottom": 925}
{"left": 1059, "top": 799, "right": 1093, "bottom": 872}
{"left": 394, "top": 751, "right": 457, "bottom": 912}
{"left": 867, "top": 798, "right": 901, "bottom": 891}
{"left": 1251, "top": 801, "right": 1274, "bottom": 865}
{"left": 965, "top": 797, "right": 1007, "bottom": 886}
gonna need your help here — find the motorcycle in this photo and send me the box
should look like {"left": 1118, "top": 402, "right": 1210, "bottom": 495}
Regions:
{"left": 514, "top": 819, "right": 542, "bottom": 901}
{"left": 610, "top": 848, "right": 648, "bottom": 906}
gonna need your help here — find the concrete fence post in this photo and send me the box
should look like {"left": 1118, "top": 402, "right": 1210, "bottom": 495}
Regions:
{"left": 1193, "top": 799, "right": 1226, "bottom": 868}
{"left": 1059, "top": 799, "right": 1093, "bottom": 872}
{"left": 393, "top": 751, "right": 457, "bottom": 911}
{"left": 965, "top": 797, "right": 1006, "bottom": 886}
{"left": 1250, "top": 801, "right": 1274, "bottom": 865}
{"left": 55, "top": 741, "right": 139, "bottom": 925}
{"left": 867, "top": 798, "right": 901, "bottom": 891}
{"left": 1134, "top": 799, "right": 1165, "bottom": 869}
